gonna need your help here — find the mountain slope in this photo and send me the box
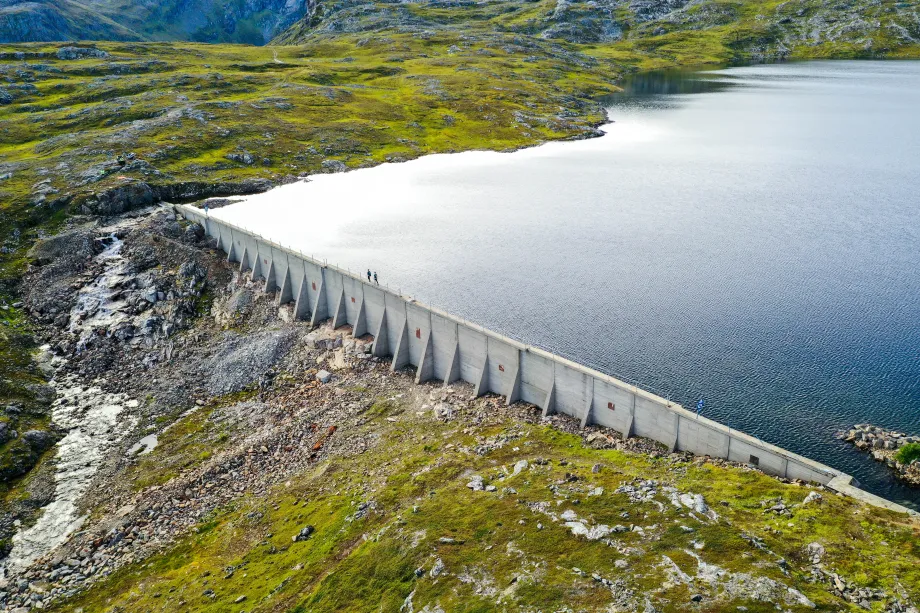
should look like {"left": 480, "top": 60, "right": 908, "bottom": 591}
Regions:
{"left": 0, "top": 0, "right": 312, "bottom": 43}
{"left": 0, "top": 0, "right": 141, "bottom": 42}
{"left": 274, "top": 0, "right": 920, "bottom": 61}
{"left": 85, "top": 0, "right": 313, "bottom": 44}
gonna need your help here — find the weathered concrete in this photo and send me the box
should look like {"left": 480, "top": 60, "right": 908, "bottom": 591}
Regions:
{"left": 178, "top": 205, "right": 915, "bottom": 515}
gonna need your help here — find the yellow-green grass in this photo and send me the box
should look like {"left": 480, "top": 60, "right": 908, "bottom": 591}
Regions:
{"left": 52, "top": 401, "right": 919, "bottom": 612}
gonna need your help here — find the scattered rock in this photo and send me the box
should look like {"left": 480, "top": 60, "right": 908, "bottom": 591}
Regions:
{"left": 466, "top": 475, "right": 484, "bottom": 491}
{"left": 292, "top": 525, "right": 315, "bottom": 542}
{"left": 803, "top": 491, "right": 823, "bottom": 505}
{"left": 56, "top": 47, "right": 108, "bottom": 60}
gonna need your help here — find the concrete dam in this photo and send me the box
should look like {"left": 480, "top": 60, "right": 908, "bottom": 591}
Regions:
{"left": 175, "top": 203, "right": 913, "bottom": 515}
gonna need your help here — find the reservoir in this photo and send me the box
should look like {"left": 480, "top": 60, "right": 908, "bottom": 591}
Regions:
{"left": 211, "top": 61, "right": 920, "bottom": 508}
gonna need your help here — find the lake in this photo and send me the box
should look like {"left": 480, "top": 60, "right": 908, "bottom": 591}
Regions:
{"left": 211, "top": 61, "right": 920, "bottom": 508}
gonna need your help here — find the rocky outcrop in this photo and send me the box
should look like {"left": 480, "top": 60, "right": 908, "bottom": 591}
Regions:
{"left": 55, "top": 46, "right": 108, "bottom": 60}
{"left": 76, "top": 178, "right": 278, "bottom": 216}
{"left": 0, "top": 423, "right": 62, "bottom": 482}
{"left": 843, "top": 424, "right": 920, "bottom": 487}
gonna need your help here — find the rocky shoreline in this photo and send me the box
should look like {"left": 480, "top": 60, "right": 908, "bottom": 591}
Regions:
{"left": 842, "top": 424, "right": 920, "bottom": 487}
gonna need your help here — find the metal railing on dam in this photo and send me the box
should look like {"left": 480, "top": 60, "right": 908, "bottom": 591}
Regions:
{"left": 174, "top": 203, "right": 914, "bottom": 516}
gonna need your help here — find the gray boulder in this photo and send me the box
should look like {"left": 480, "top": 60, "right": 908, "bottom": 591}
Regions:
{"left": 56, "top": 47, "right": 108, "bottom": 60}
{"left": 23, "top": 429, "right": 55, "bottom": 452}
{"left": 82, "top": 182, "right": 156, "bottom": 216}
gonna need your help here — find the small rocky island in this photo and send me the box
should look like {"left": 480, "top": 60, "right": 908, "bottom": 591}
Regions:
{"left": 843, "top": 424, "right": 920, "bottom": 487}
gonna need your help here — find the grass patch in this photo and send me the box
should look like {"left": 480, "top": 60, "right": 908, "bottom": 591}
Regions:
{"left": 895, "top": 443, "right": 920, "bottom": 465}
{"left": 126, "top": 388, "right": 257, "bottom": 490}
{"left": 50, "top": 413, "right": 920, "bottom": 612}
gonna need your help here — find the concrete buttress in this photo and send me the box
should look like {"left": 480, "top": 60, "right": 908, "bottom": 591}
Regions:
{"left": 444, "top": 340, "right": 461, "bottom": 387}
{"left": 541, "top": 382, "right": 556, "bottom": 417}
{"left": 391, "top": 316, "right": 410, "bottom": 371}
{"left": 277, "top": 269, "right": 293, "bottom": 306}
{"left": 309, "top": 276, "right": 328, "bottom": 328}
{"left": 263, "top": 260, "right": 277, "bottom": 294}
{"left": 352, "top": 297, "right": 368, "bottom": 337}
{"left": 331, "top": 288, "right": 347, "bottom": 329}
{"left": 415, "top": 330, "right": 434, "bottom": 383}
{"left": 372, "top": 310, "right": 389, "bottom": 357}
{"left": 474, "top": 356, "right": 489, "bottom": 397}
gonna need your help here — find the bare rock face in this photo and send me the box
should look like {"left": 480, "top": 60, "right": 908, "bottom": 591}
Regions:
{"left": 0, "top": 4, "right": 139, "bottom": 43}
{"left": 212, "top": 286, "right": 255, "bottom": 328}
{"left": 76, "top": 178, "right": 278, "bottom": 217}
{"left": 24, "top": 223, "right": 99, "bottom": 321}
{"left": 81, "top": 182, "right": 156, "bottom": 217}
{"left": 27, "top": 224, "right": 96, "bottom": 269}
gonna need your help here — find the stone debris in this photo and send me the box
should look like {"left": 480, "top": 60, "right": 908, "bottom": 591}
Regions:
{"left": 466, "top": 475, "right": 484, "bottom": 491}
{"left": 805, "top": 542, "right": 825, "bottom": 564}
{"left": 802, "top": 491, "right": 823, "bottom": 505}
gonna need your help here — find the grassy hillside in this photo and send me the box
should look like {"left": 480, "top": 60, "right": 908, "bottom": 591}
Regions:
{"left": 0, "top": 35, "right": 617, "bottom": 504}
{"left": 48, "top": 372, "right": 920, "bottom": 613}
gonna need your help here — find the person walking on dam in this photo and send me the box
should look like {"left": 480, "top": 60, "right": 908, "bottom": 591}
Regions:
{"left": 367, "top": 269, "right": 372, "bottom": 282}
{"left": 374, "top": 272, "right": 378, "bottom": 285}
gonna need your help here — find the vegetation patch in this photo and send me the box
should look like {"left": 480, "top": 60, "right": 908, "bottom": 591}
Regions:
{"left": 50, "top": 409, "right": 920, "bottom": 612}
{"left": 127, "top": 388, "right": 258, "bottom": 490}
{"left": 896, "top": 443, "right": 920, "bottom": 466}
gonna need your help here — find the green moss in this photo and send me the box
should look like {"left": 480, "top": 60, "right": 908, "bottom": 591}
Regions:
{"left": 0, "top": 5, "right": 918, "bottom": 608}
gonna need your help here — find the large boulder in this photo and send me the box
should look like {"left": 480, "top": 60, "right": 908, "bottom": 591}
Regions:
{"left": 23, "top": 429, "right": 55, "bottom": 453}
{"left": 27, "top": 225, "right": 95, "bottom": 268}
{"left": 82, "top": 182, "right": 156, "bottom": 216}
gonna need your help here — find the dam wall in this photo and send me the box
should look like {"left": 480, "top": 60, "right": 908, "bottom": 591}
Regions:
{"left": 175, "top": 203, "right": 912, "bottom": 512}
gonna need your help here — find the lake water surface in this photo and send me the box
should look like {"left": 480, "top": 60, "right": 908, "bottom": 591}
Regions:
{"left": 212, "top": 61, "right": 920, "bottom": 508}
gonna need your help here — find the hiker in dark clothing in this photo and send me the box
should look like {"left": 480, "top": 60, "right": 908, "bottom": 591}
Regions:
{"left": 374, "top": 272, "right": 378, "bottom": 285}
{"left": 367, "top": 269, "right": 372, "bottom": 282}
